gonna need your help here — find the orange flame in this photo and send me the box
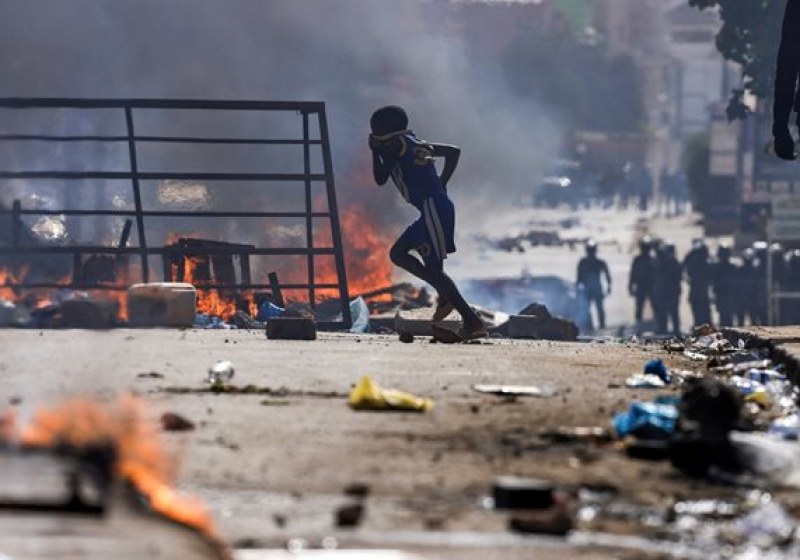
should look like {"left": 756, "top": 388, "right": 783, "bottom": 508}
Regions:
{"left": 0, "top": 265, "right": 29, "bottom": 301}
{"left": 312, "top": 206, "right": 394, "bottom": 301}
{"left": 181, "top": 257, "right": 241, "bottom": 320}
{"left": 16, "top": 396, "right": 218, "bottom": 538}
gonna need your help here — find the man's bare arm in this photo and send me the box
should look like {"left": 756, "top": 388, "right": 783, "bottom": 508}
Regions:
{"left": 431, "top": 143, "right": 461, "bottom": 188}
{"left": 370, "top": 136, "right": 400, "bottom": 185}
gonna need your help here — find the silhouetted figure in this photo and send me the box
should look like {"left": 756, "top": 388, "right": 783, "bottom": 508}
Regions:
{"left": 628, "top": 236, "right": 655, "bottom": 326}
{"left": 785, "top": 250, "right": 800, "bottom": 323}
{"left": 753, "top": 241, "right": 769, "bottom": 326}
{"left": 653, "top": 242, "right": 682, "bottom": 335}
{"left": 735, "top": 248, "right": 758, "bottom": 326}
{"left": 683, "top": 239, "right": 712, "bottom": 327}
{"left": 773, "top": 0, "right": 800, "bottom": 160}
{"left": 577, "top": 240, "right": 611, "bottom": 330}
{"left": 713, "top": 245, "right": 737, "bottom": 327}
{"left": 369, "top": 105, "right": 485, "bottom": 338}
{"left": 770, "top": 243, "right": 790, "bottom": 325}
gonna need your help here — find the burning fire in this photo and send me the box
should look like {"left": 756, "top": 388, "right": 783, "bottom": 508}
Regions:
{"left": 0, "top": 265, "right": 130, "bottom": 322}
{"left": 313, "top": 204, "right": 394, "bottom": 300}
{"left": 0, "top": 266, "right": 28, "bottom": 301}
{"left": 12, "top": 395, "right": 219, "bottom": 538}
{"left": 182, "top": 257, "right": 239, "bottom": 320}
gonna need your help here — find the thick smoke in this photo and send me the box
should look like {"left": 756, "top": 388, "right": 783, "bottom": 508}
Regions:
{"left": 0, "top": 0, "right": 562, "bottom": 232}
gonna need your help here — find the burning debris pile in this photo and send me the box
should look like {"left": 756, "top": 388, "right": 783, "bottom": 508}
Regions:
{"left": 0, "top": 396, "right": 228, "bottom": 559}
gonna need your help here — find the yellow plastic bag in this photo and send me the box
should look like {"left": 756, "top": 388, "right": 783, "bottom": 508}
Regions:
{"left": 745, "top": 389, "right": 772, "bottom": 408}
{"left": 348, "top": 375, "right": 434, "bottom": 412}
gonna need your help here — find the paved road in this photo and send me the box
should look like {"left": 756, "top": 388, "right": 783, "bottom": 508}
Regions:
{"left": 0, "top": 328, "right": 702, "bottom": 559}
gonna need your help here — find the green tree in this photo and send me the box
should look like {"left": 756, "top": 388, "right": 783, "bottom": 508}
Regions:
{"left": 682, "top": 131, "right": 712, "bottom": 212}
{"left": 689, "top": 0, "right": 785, "bottom": 120}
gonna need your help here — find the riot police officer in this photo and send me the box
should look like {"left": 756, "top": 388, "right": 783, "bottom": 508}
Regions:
{"left": 713, "top": 244, "right": 737, "bottom": 326}
{"left": 628, "top": 236, "right": 655, "bottom": 326}
{"left": 653, "top": 241, "right": 682, "bottom": 335}
{"left": 682, "top": 239, "right": 712, "bottom": 326}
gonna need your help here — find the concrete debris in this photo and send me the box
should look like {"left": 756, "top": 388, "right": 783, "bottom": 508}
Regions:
{"left": 60, "top": 295, "right": 119, "bottom": 329}
{"left": 493, "top": 476, "right": 555, "bottom": 510}
{"left": 508, "top": 502, "right": 574, "bottom": 535}
{"left": 266, "top": 317, "right": 316, "bottom": 341}
{"left": 398, "top": 330, "right": 414, "bottom": 343}
{"left": 160, "top": 412, "right": 195, "bottom": 431}
{"left": 334, "top": 503, "right": 364, "bottom": 528}
{"left": 503, "top": 303, "right": 578, "bottom": 341}
{"left": 343, "top": 483, "right": 370, "bottom": 499}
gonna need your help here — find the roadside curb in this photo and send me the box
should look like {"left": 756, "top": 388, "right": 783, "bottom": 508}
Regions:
{"left": 723, "top": 327, "right": 800, "bottom": 386}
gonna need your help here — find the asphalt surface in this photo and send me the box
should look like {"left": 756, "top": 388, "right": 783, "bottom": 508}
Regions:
{"left": 0, "top": 328, "right": 705, "bottom": 559}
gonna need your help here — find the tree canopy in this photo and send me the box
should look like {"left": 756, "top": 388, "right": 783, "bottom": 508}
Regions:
{"left": 689, "top": 0, "right": 785, "bottom": 120}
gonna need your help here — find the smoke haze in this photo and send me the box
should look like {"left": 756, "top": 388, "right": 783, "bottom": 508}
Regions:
{"left": 0, "top": 0, "right": 563, "bottom": 230}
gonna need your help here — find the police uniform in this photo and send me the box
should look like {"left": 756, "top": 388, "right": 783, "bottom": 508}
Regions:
{"left": 381, "top": 130, "right": 456, "bottom": 270}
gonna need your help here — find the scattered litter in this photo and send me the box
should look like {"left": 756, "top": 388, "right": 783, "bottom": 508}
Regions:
{"left": 769, "top": 414, "right": 800, "bottom": 440}
{"left": 348, "top": 375, "right": 433, "bottom": 412}
{"left": 260, "top": 399, "right": 291, "bottom": 407}
{"left": 625, "top": 439, "right": 669, "bottom": 461}
{"left": 343, "top": 483, "right": 371, "bottom": 499}
{"left": 670, "top": 378, "right": 741, "bottom": 477}
{"left": 731, "top": 501, "right": 796, "bottom": 548}
{"left": 207, "top": 360, "right": 235, "bottom": 387}
{"left": 195, "top": 314, "right": 236, "bottom": 329}
{"left": 643, "top": 358, "right": 670, "bottom": 383}
{"left": 472, "top": 384, "right": 556, "bottom": 398}
{"left": 508, "top": 503, "right": 573, "bottom": 535}
{"left": 256, "top": 301, "right": 285, "bottom": 322}
{"left": 625, "top": 374, "right": 667, "bottom": 389}
{"left": 266, "top": 316, "right": 317, "bottom": 340}
{"left": 137, "top": 371, "right": 165, "bottom": 379}
{"left": 683, "top": 350, "right": 707, "bottom": 361}
{"left": 746, "top": 369, "right": 786, "bottom": 384}
{"left": 160, "top": 412, "right": 195, "bottom": 431}
{"left": 692, "top": 324, "right": 718, "bottom": 337}
{"left": 612, "top": 401, "right": 678, "bottom": 440}
{"left": 335, "top": 502, "right": 364, "bottom": 528}
{"left": 398, "top": 330, "right": 414, "bottom": 343}
{"left": 539, "top": 426, "right": 611, "bottom": 443}
{"left": 349, "top": 296, "right": 370, "bottom": 334}
{"left": 493, "top": 476, "right": 554, "bottom": 510}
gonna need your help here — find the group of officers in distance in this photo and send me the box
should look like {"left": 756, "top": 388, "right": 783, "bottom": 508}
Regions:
{"left": 629, "top": 237, "right": 800, "bottom": 334}
{"left": 577, "top": 237, "right": 800, "bottom": 335}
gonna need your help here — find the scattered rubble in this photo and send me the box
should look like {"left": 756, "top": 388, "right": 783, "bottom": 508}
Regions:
{"left": 472, "top": 384, "right": 556, "bottom": 398}
{"left": 266, "top": 317, "right": 316, "bottom": 341}
{"left": 160, "top": 412, "right": 196, "bottom": 432}
{"left": 334, "top": 503, "right": 364, "bottom": 528}
{"left": 501, "top": 303, "right": 579, "bottom": 341}
{"left": 493, "top": 476, "right": 555, "bottom": 510}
